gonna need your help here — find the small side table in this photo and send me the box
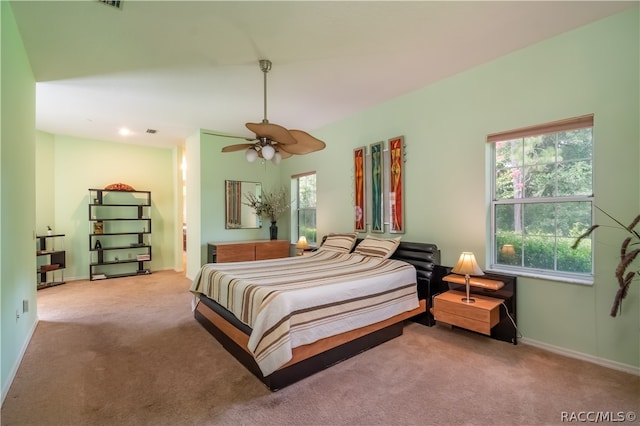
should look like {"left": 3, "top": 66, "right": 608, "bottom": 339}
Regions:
{"left": 433, "top": 290, "right": 503, "bottom": 336}
{"left": 442, "top": 273, "right": 504, "bottom": 290}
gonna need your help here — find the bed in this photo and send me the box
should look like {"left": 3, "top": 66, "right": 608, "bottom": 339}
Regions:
{"left": 190, "top": 234, "right": 441, "bottom": 390}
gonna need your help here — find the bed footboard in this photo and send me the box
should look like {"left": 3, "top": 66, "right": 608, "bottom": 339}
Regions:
{"left": 195, "top": 295, "right": 425, "bottom": 391}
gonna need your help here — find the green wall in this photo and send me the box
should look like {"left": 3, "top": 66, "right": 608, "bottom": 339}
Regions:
{"left": 1, "top": 1, "right": 38, "bottom": 401}
{"left": 279, "top": 7, "right": 640, "bottom": 370}
{"left": 35, "top": 131, "right": 54, "bottom": 232}
{"left": 36, "top": 133, "right": 178, "bottom": 280}
{"left": 187, "top": 131, "right": 282, "bottom": 278}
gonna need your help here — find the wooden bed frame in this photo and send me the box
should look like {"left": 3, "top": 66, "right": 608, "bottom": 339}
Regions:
{"left": 193, "top": 240, "right": 441, "bottom": 391}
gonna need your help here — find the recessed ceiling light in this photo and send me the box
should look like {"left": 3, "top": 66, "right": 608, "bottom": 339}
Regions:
{"left": 119, "top": 128, "right": 131, "bottom": 136}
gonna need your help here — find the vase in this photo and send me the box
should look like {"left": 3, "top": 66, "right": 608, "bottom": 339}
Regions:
{"left": 269, "top": 221, "right": 278, "bottom": 240}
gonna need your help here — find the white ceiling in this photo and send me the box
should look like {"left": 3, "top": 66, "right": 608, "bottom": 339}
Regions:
{"left": 10, "top": 1, "right": 636, "bottom": 148}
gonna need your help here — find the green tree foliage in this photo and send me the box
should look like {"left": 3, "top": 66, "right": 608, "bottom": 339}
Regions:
{"left": 297, "top": 174, "right": 317, "bottom": 243}
{"left": 298, "top": 174, "right": 316, "bottom": 208}
{"left": 494, "top": 128, "right": 593, "bottom": 274}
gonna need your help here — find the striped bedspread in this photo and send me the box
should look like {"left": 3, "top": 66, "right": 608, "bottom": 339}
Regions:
{"left": 190, "top": 250, "right": 419, "bottom": 376}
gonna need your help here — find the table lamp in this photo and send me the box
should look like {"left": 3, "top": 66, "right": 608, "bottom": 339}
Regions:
{"left": 451, "top": 251, "right": 484, "bottom": 304}
{"left": 501, "top": 244, "right": 516, "bottom": 260}
{"left": 296, "top": 236, "right": 309, "bottom": 255}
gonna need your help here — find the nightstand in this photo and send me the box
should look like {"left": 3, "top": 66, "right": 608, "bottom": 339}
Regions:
{"left": 430, "top": 271, "right": 518, "bottom": 344}
{"left": 433, "top": 290, "right": 503, "bottom": 336}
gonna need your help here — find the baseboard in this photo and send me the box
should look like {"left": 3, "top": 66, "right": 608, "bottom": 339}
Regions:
{"left": 521, "top": 337, "right": 640, "bottom": 376}
{"left": 63, "top": 268, "right": 181, "bottom": 283}
{"left": 1, "top": 317, "right": 39, "bottom": 404}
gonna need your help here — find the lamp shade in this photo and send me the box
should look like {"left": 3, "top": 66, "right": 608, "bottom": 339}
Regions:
{"left": 261, "top": 144, "right": 275, "bottom": 160}
{"left": 296, "top": 236, "right": 309, "bottom": 250}
{"left": 271, "top": 151, "right": 282, "bottom": 165}
{"left": 451, "top": 252, "right": 484, "bottom": 276}
{"left": 245, "top": 148, "right": 258, "bottom": 162}
{"left": 501, "top": 244, "right": 516, "bottom": 257}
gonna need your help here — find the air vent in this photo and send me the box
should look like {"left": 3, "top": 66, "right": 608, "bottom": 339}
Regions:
{"left": 146, "top": 129, "right": 157, "bottom": 134}
{"left": 97, "top": 0, "right": 122, "bottom": 10}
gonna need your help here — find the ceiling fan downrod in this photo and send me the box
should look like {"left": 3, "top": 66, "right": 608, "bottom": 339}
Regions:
{"left": 217, "top": 57, "right": 325, "bottom": 165}
{"left": 259, "top": 59, "right": 272, "bottom": 124}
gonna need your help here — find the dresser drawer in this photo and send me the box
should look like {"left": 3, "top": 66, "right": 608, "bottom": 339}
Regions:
{"left": 208, "top": 240, "right": 290, "bottom": 263}
{"left": 216, "top": 243, "right": 256, "bottom": 263}
{"left": 255, "top": 240, "right": 289, "bottom": 260}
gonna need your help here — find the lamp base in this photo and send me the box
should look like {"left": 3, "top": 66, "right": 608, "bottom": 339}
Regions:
{"left": 462, "top": 274, "right": 475, "bottom": 304}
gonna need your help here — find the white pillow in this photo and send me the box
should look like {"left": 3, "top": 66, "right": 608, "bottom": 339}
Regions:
{"left": 353, "top": 236, "right": 402, "bottom": 259}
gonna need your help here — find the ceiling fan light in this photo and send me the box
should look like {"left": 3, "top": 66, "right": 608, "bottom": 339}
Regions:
{"left": 261, "top": 144, "right": 275, "bottom": 160}
{"left": 245, "top": 148, "right": 258, "bottom": 162}
{"left": 271, "top": 151, "right": 282, "bottom": 165}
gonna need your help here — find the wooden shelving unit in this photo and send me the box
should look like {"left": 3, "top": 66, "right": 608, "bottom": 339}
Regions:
{"left": 88, "top": 188, "right": 152, "bottom": 281}
{"left": 36, "top": 233, "right": 66, "bottom": 289}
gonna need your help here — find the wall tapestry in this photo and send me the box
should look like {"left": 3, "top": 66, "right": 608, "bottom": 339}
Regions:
{"left": 389, "top": 136, "right": 405, "bottom": 233}
{"left": 354, "top": 146, "right": 366, "bottom": 232}
{"left": 225, "top": 180, "right": 241, "bottom": 228}
{"left": 369, "top": 141, "right": 384, "bottom": 233}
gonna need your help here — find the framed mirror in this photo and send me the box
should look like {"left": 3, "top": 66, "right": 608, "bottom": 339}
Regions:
{"left": 225, "top": 180, "right": 262, "bottom": 229}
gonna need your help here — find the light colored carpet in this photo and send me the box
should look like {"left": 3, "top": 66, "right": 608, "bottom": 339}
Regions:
{"left": 1, "top": 270, "right": 638, "bottom": 426}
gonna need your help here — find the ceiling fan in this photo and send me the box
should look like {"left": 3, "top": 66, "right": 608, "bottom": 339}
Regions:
{"left": 203, "top": 59, "right": 326, "bottom": 164}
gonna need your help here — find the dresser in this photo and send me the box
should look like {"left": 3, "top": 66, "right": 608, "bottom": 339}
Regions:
{"left": 207, "top": 240, "right": 290, "bottom": 263}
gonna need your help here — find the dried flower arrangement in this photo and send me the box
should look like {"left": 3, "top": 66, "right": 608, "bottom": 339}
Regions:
{"left": 573, "top": 206, "right": 640, "bottom": 317}
{"left": 243, "top": 187, "right": 290, "bottom": 223}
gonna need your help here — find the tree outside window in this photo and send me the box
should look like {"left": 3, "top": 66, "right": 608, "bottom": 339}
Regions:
{"left": 296, "top": 173, "right": 317, "bottom": 245}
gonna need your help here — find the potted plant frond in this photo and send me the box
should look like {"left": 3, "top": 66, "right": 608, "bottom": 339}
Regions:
{"left": 244, "top": 187, "right": 290, "bottom": 240}
{"left": 573, "top": 207, "right": 640, "bottom": 317}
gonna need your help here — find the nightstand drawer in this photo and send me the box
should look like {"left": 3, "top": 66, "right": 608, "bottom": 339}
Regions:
{"left": 433, "top": 290, "right": 502, "bottom": 336}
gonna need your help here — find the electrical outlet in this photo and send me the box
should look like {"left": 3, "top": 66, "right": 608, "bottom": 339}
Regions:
{"left": 16, "top": 309, "right": 20, "bottom": 321}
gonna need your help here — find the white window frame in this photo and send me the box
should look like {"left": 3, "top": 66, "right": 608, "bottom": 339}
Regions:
{"left": 488, "top": 114, "right": 595, "bottom": 284}
{"left": 291, "top": 171, "right": 317, "bottom": 246}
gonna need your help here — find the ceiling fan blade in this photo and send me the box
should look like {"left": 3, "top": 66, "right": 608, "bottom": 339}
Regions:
{"left": 221, "top": 143, "right": 255, "bottom": 153}
{"left": 246, "top": 122, "right": 297, "bottom": 145}
{"left": 280, "top": 130, "right": 327, "bottom": 155}
{"left": 202, "top": 130, "right": 256, "bottom": 142}
{"left": 277, "top": 149, "right": 293, "bottom": 159}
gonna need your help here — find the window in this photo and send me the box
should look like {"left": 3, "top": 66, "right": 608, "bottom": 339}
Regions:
{"left": 489, "top": 114, "right": 594, "bottom": 282}
{"left": 294, "top": 172, "right": 317, "bottom": 245}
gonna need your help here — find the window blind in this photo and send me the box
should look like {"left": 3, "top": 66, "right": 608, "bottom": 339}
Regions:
{"left": 487, "top": 114, "right": 594, "bottom": 143}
